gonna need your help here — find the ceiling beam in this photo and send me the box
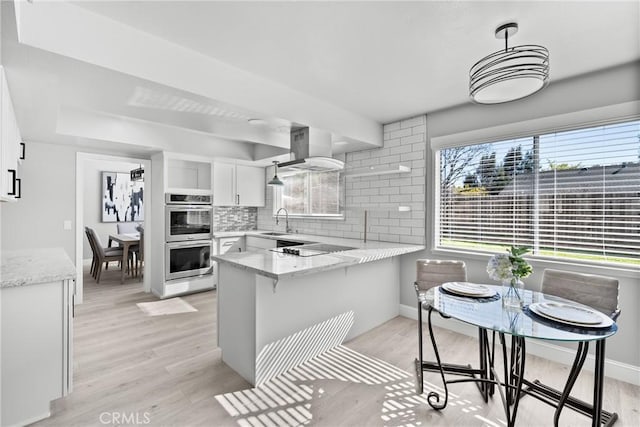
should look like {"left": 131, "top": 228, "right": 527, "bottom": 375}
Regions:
{"left": 15, "top": 1, "right": 382, "bottom": 148}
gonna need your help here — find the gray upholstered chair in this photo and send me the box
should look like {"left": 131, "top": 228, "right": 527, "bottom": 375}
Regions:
{"left": 414, "top": 260, "right": 467, "bottom": 394}
{"left": 116, "top": 222, "right": 141, "bottom": 234}
{"left": 525, "top": 268, "right": 621, "bottom": 426}
{"left": 86, "top": 227, "right": 123, "bottom": 283}
{"left": 541, "top": 269, "right": 620, "bottom": 319}
{"left": 415, "top": 259, "right": 467, "bottom": 293}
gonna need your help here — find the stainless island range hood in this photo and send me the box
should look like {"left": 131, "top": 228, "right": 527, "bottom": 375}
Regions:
{"left": 278, "top": 127, "right": 344, "bottom": 172}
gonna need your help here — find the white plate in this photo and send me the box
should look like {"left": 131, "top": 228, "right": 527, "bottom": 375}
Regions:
{"left": 529, "top": 302, "right": 613, "bottom": 328}
{"left": 442, "top": 282, "right": 495, "bottom": 298}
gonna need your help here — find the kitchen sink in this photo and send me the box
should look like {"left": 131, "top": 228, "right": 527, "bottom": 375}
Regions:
{"left": 260, "top": 232, "right": 286, "bottom": 236}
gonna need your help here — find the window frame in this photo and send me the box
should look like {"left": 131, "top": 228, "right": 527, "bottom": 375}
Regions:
{"left": 431, "top": 113, "right": 640, "bottom": 272}
{"left": 272, "top": 169, "right": 346, "bottom": 220}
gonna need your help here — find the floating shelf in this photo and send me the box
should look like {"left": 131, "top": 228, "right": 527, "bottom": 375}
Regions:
{"left": 344, "top": 164, "right": 411, "bottom": 178}
{"left": 348, "top": 205, "right": 411, "bottom": 212}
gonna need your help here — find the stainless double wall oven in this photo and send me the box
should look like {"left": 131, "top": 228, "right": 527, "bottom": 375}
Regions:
{"left": 165, "top": 193, "right": 213, "bottom": 281}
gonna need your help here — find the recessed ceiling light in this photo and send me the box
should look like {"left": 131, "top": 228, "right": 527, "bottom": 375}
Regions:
{"left": 248, "top": 118, "right": 267, "bottom": 126}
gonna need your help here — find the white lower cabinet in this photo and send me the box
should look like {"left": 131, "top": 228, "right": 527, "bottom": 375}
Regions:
{"left": 1, "top": 279, "right": 74, "bottom": 426}
{"left": 217, "top": 236, "right": 245, "bottom": 254}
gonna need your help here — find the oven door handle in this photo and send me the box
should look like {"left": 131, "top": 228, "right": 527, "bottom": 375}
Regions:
{"left": 166, "top": 205, "right": 212, "bottom": 210}
{"left": 168, "top": 241, "right": 211, "bottom": 248}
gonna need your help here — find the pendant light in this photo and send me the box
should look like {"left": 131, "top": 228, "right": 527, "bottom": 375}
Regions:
{"left": 130, "top": 164, "right": 144, "bottom": 181}
{"left": 267, "top": 161, "right": 284, "bottom": 186}
{"left": 469, "top": 22, "right": 549, "bottom": 104}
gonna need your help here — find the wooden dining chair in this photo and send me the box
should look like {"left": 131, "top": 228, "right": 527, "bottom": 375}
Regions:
{"left": 85, "top": 227, "right": 98, "bottom": 278}
{"left": 129, "top": 225, "right": 144, "bottom": 279}
{"left": 86, "top": 227, "right": 123, "bottom": 283}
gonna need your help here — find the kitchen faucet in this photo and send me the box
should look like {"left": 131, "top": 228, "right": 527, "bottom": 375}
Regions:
{"left": 275, "top": 208, "right": 292, "bottom": 233}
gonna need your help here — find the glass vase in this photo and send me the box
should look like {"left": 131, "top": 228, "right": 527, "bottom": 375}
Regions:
{"left": 502, "top": 278, "right": 525, "bottom": 309}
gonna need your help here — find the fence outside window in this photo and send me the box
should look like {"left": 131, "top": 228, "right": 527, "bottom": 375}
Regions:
{"left": 437, "top": 120, "right": 640, "bottom": 266}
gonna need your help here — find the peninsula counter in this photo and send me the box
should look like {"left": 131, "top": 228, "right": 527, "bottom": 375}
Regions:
{"left": 213, "top": 235, "right": 423, "bottom": 385}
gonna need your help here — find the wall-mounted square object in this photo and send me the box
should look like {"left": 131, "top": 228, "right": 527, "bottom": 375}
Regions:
{"left": 102, "top": 171, "right": 144, "bottom": 223}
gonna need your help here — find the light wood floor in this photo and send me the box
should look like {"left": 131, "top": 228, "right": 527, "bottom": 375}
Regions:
{"left": 34, "top": 265, "right": 640, "bottom": 426}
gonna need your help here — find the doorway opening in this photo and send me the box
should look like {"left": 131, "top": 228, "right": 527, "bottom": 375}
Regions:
{"left": 75, "top": 153, "right": 152, "bottom": 303}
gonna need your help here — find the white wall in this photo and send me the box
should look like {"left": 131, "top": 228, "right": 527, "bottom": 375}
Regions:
{"left": 399, "top": 62, "right": 640, "bottom": 368}
{"left": 82, "top": 158, "right": 143, "bottom": 260}
{"left": 1, "top": 142, "right": 76, "bottom": 258}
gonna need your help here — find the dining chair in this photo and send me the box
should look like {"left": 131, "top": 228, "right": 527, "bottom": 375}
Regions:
{"left": 86, "top": 227, "right": 124, "bottom": 283}
{"left": 414, "top": 259, "right": 469, "bottom": 394}
{"left": 116, "top": 222, "right": 140, "bottom": 234}
{"left": 85, "top": 227, "right": 98, "bottom": 278}
{"left": 523, "top": 268, "right": 621, "bottom": 426}
{"left": 541, "top": 268, "right": 620, "bottom": 319}
{"left": 130, "top": 225, "right": 144, "bottom": 279}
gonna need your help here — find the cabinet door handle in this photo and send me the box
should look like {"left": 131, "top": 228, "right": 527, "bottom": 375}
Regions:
{"left": 19, "top": 142, "right": 25, "bottom": 160}
{"left": 7, "top": 169, "right": 16, "bottom": 196}
{"left": 236, "top": 194, "right": 240, "bottom": 205}
{"left": 15, "top": 178, "right": 21, "bottom": 199}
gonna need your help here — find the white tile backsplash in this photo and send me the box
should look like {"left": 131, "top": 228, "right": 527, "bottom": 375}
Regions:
{"left": 257, "top": 114, "right": 426, "bottom": 244}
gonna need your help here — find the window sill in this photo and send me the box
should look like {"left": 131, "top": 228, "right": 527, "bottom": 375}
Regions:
{"left": 431, "top": 246, "right": 640, "bottom": 280}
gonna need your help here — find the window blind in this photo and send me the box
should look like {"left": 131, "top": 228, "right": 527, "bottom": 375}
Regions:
{"left": 437, "top": 119, "right": 640, "bottom": 266}
{"left": 275, "top": 170, "right": 344, "bottom": 217}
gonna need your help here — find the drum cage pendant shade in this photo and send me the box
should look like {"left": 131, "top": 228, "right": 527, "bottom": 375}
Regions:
{"left": 469, "top": 23, "right": 549, "bottom": 104}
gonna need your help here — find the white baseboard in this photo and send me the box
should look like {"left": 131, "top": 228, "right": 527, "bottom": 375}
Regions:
{"left": 6, "top": 411, "right": 51, "bottom": 427}
{"left": 400, "top": 304, "right": 640, "bottom": 386}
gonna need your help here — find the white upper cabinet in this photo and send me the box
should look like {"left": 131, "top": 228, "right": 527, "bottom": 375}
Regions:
{"left": 236, "top": 165, "right": 265, "bottom": 207}
{"left": 213, "top": 162, "right": 265, "bottom": 207}
{"left": 166, "top": 157, "right": 212, "bottom": 193}
{"left": 212, "top": 162, "right": 236, "bottom": 206}
{"left": 1, "top": 67, "right": 23, "bottom": 202}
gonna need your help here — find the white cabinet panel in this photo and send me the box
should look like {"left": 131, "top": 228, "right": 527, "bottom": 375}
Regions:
{"left": 1, "top": 67, "right": 21, "bottom": 201}
{"left": 213, "top": 162, "right": 236, "bottom": 206}
{"left": 167, "top": 158, "right": 211, "bottom": 191}
{"left": 236, "top": 165, "right": 265, "bottom": 207}
{"left": 1, "top": 279, "right": 73, "bottom": 426}
{"left": 213, "top": 162, "right": 265, "bottom": 207}
{"left": 218, "top": 236, "right": 245, "bottom": 254}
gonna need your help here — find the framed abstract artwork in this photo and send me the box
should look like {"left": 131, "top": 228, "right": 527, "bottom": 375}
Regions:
{"left": 102, "top": 172, "right": 144, "bottom": 222}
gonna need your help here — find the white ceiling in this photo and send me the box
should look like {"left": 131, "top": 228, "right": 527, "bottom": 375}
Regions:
{"left": 3, "top": 1, "right": 639, "bottom": 161}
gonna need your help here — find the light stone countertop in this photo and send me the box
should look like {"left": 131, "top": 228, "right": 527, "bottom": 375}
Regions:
{"left": 1, "top": 248, "right": 76, "bottom": 288}
{"left": 212, "top": 231, "right": 424, "bottom": 279}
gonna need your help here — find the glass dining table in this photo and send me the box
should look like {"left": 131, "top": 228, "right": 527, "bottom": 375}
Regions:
{"left": 416, "top": 284, "right": 618, "bottom": 427}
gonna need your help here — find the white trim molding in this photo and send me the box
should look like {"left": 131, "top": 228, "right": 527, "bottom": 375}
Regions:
{"left": 430, "top": 100, "right": 640, "bottom": 150}
{"left": 400, "top": 304, "right": 640, "bottom": 387}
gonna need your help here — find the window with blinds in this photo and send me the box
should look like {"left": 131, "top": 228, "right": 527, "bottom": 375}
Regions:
{"left": 437, "top": 119, "right": 640, "bottom": 266}
{"left": 273, "top": 170, "right": 344, "bottom": 218}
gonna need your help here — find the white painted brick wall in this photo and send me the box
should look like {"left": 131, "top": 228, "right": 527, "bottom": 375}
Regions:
{"left": 257, "top": 114, "right": 426, "bottom": 245}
